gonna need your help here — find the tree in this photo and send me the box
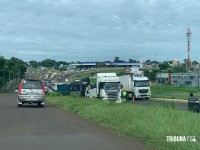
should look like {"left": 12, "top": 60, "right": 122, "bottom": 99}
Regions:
{"left": 96, "top": 62, "right": 105, "bottom": 68}
{"left": 0, "top": 56, "right": 27, "bottom": 85}
{"left": 144, "top": 69, "right": 159, "bottom": 82}
{"left": 7, "top": 57, "right": 27, "bottom": 78}
{"left": 171, "top": 66, "right": 187, "bottom": 73}
{"left": 145, "top": 60, "right": 151, "bottom": 65}
{"left": 128, "top": 59, "right": 137, "bottom": 63}
{"left": 41, "top": 59, "right": 55, "bottom": 67}
{"left": 114, "top": 57, "right": 124, "bottom": 62}
{"left": 58, "top": 61, "right": 67, "bottom": 66}
{"left": 114, "top": 57, "right": 120, "bottom": 62}
{"left": 158, "top": 61, "right": 170, "bottom": 71}
{"left": 29, "top": 60, "right": 38, "bottom": 68}
{"left": 192, "top": 61, "right": 199, "bottom": 65}
{"left": 0, "top": 56, "right": 6, "bottom": 73}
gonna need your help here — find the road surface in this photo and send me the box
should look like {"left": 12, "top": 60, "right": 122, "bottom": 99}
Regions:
{"left": 0, "top": 93, "right": 150, "bottom": 150}
{"left": 129, "top": 99, "right": 188, "bottom": 110}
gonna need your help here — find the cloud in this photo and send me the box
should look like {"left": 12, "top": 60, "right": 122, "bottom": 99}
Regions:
{"left": 0, "top": 0, "right": 199, "bottom": 62}
{"left": 19, "top": 50, "right": 47, "bottom": 55}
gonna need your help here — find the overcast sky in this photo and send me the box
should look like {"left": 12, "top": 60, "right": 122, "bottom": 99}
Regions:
{"left": 0, "top": 0, "right": 200, "bottom": 62}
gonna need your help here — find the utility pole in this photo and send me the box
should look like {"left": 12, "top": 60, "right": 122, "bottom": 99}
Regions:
{"left": 9, "top": 71, "right": 10, "bottom": 82}
{"left": 186, "top": 28, "right": 192, "bottom": 69}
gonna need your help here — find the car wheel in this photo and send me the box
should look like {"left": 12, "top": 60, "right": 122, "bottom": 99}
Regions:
{"left": 38, "top": 103, "right": 44, "bottom": 107}
{"left": 18, "top": 104, "right": 22, "bottom": 107}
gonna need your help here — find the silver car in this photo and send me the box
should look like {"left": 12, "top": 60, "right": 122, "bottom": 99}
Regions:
{"left": 17, "top": 79, "right": 45, "bottom": 107}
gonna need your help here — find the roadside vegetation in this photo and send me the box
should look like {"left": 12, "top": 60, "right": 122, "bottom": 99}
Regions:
{"left": 0, "top": 56, "right": 26, "bottom": 92}
{"left": 151, "top": 85, "right": 200, "bottom": 100}
{"left": 46, "top": 94, "right": 200, "bottom": 150}
{"left": 0, "top": 81, "right": 19, "bottom": 95}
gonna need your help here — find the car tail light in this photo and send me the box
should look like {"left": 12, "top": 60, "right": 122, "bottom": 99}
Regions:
{"left": 42, "top": 82, "right": 45, "bottom": 94}
{"left": 18, "top": 82, "right": 23, "bottom": 94}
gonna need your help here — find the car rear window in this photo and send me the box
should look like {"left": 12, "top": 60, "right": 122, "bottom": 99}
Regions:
{"left": 22, "top": 80, "right": 42, "bottom": 89}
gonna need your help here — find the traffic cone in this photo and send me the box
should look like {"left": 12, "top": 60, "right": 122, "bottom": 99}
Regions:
{"left": 132, "top": 95, "right": 135, "bottom": 103}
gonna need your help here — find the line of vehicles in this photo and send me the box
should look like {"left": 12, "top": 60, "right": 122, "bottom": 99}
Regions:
{"left": 16, "top": 67, "right": 151, "bottom": 107}
{"left": 45, "top": 77, "right": 90, "bottom": 96}
{"left": 47, "top": 67, "right": 151, "bottom": 102}
{"left": 85, "top": 67, "right": 151, "bottom": 102}
{"left": 16, "top": 67, "right": 200, "bottom": 113}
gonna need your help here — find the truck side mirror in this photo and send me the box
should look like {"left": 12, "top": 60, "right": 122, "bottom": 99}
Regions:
{"left": 121, "top": 84, "right": 123, "bottom": 89}
{"left": 99, "top": 82, "right": 103, "bottom": 89}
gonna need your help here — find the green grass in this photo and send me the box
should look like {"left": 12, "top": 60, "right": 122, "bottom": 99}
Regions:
{"left": 151, "top": 85, "right": 200, "bottom": 100}
{"left": 46, "top": 95, "right": 200, "bottom": 150}
{"left": 69, "top": 68, "right": 125, "bottom": 84}
{"left": 98, "top": 68, "right": 124, "bottom": 75}
{"left": 69, "top": 72, "right": 93, "bottom": 81}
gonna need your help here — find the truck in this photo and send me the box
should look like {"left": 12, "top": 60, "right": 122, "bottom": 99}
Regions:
{"left": 57, "top": 83, "right": 71, "bottom": 95}
{"left": 119, "top": 67, "right": 151, "bottom": 100}
{"left": 70, "top": 77, "right": 90, "bottom": 97}
{"left": 85, "top": 73, "right": 121, "bottom": 102}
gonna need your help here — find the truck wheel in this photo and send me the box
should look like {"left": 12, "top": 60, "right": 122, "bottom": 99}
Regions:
{"left": 128, "top": 93, "right": 133, "bottom": 100}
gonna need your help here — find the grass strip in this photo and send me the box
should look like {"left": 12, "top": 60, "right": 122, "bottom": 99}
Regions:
{"left": 46, "top": 94, "right": 200, "bottom": 150}
{"left": 151, "top": 85, "right": 200, "bottom": 100}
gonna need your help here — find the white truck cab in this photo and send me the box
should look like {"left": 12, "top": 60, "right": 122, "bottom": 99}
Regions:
{"left": 132, "top": 76, "right": 151, "bottom": 99}
{"left": 85, "top": 73, "right": 122, "bottom": 102}
{"left": 119, "top": 67, "right": 151, "bottom": 99}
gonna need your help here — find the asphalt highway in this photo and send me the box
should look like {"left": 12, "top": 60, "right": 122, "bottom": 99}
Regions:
{"left": 131, "top": 99, "right": 188, "bottom": 110}
{"left": 0, "top": 93, "right": 150, "bottom": 150}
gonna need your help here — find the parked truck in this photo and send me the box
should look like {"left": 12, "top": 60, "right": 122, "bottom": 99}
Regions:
{"left": 50, "top": 82, "right": 71, "bottom": 95}
{"left": 85, "top": 73, "right": 121, "bottom": 102}
{"left": 70, "top": 77, "right": 90, "bottom": 97}
{"left": 57, "top": 83, "right": 71, "bottom": 95}
{"left": 119, "top": 68, "right": 151, "bottom": 100}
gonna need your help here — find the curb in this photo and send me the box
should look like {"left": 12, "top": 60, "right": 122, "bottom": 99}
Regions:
{"left": 150, "top": 98, "right": 187, "bottom": 103}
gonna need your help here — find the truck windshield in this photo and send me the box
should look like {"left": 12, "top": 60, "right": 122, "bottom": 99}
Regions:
{"left": 103, "top": 82, "right": 120, "bottom": 90}
{"left": 134, "top": 80, "right": 150, "bottom": 87}
{"left": 71, "top": 85, "right": 81, "bottom": 91}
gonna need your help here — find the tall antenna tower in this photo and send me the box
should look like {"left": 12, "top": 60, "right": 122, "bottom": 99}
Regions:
{"left": 186, "top": 27, "right": 192, "bottom": 69}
